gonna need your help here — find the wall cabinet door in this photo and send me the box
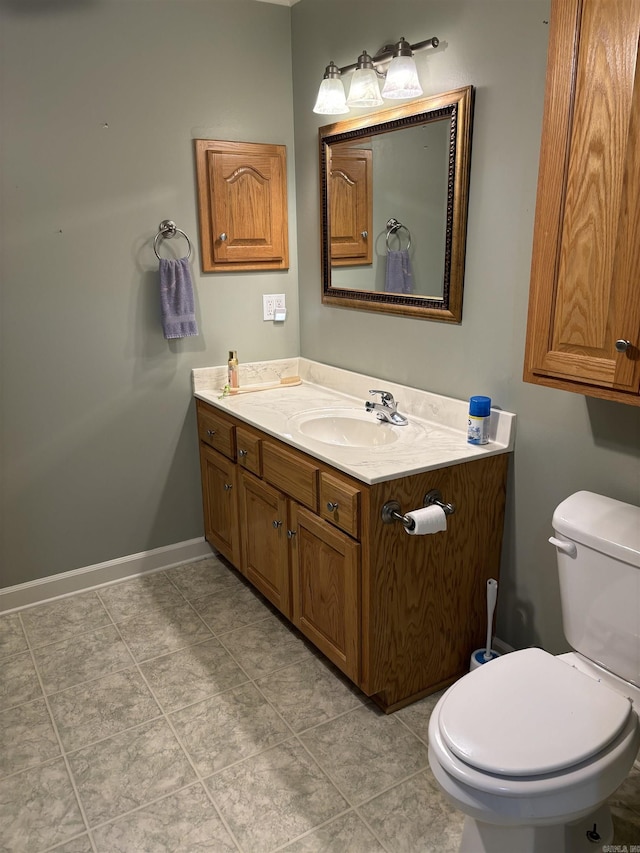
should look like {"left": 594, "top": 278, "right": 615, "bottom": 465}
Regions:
{"left": 199, "top": 444, "right": 240, "bottom": 568}
{"left": 524, "top": 0, "right": 640, "bottom": 404}
{"left": 195, "top": 139, "right": 289, "bottom": 273}
{"left": 239, "top": 470, "right": 290, "bottom": 617}
{"left": 290, "top": 504, "right": 360, "bottom": 682}
{"left": 330, "top": 149, "right": 372, "bottom": 266}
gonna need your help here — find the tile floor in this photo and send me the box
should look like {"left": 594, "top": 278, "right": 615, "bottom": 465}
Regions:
{"left": 1, "top": 554, "right": 639, "bottom": 853}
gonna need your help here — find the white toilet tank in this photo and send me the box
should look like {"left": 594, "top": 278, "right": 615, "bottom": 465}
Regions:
{"left": 551, "top": 491, "right": 640, "bottom": 688}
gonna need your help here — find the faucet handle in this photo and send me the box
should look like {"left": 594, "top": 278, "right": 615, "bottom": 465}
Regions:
{"left": 369, "top": 389, "right": 395, "bottom": 407}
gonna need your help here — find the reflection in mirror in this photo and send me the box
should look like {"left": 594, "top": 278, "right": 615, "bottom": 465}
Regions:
{"left": 320, "top": 86, "right": 474, "bottom": 322}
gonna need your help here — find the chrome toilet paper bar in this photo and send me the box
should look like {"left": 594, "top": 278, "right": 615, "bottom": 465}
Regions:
{"left": 381, "top": 490, "right": 455, "bottom": 530}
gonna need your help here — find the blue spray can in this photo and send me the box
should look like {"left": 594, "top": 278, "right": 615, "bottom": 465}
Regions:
{"left": 467, "top": 396, "right": 491, "bottom": 445}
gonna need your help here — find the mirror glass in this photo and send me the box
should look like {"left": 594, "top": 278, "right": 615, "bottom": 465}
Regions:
{"left": 320, "top": 86, "right": 474, "bottom": 322}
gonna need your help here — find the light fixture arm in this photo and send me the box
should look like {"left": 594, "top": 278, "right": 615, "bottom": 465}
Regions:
{"left": 335, "top": 36, "right": 439, "bottom": 76}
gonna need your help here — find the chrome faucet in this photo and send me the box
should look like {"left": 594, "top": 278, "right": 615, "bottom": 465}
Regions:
{"left": 365, "top": 390, "right": 408, "bottom": 426}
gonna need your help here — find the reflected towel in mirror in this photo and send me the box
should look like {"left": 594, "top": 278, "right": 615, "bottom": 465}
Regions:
{"left": 385, "top": 249, "right": 414, "bottom": 294}
{"left": 159, "top": 257, "right": 198, "bottom": 339}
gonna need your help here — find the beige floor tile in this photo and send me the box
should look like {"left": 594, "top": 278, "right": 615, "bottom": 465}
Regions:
{"left": 206, "top": 739, "right": 348, "bottom": 851}
{"left": 301, "top": 705, "right": 430, "bottom": 804}
{"left": 97, "top": 571, "right": 185, "bottom": 622}
{"left": 115, "top": 599, "right": 213, "bottom": 662}
{"left": 48, "top": 667, "right": 160, "bottom": 752}
{"left": 20, "top": 592, "right": 111, "bottom": 649}
{"left": 170, "top": 682, "right": 291, "bottom": 776}
{"left": 0, "top": 758, "right": 85, "bottom": 851}
{"left": 256, "top": 654, "right": 366, "bottom": 733}
{"left": 219, "top": 614, "right": 314, "bottom": 678}
{"left": 140, "top": 637, "right": 248, "bottom": 713}
{"left": 33, "top": 625, "right": 133, "bottom": 694}
{"left": 0, "top": 698, "right": 60, "bottom": 777}
{"left": 282, "top": 811, "right": 385, "bottom": 852}
{"left": 68, "top": 718, "right": 195, "bottom": 826}
{"left": 0, "top": 650, "right": 42, "bottom": 711}
{"left": 92, "top": 783, "right": 237, "bottom": 852}
{"left": 359, "top": 768, "right": 464, "bottom": 852}
{"left": 165, "top": 556, "right": 240, "bottom": 600}
{"left": 0, "top": 613, "right": 28, "bottom": 661}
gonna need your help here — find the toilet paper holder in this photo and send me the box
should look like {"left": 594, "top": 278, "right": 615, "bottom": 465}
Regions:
{"left": 381, "top": 490, "right": 456, "bottom": 530}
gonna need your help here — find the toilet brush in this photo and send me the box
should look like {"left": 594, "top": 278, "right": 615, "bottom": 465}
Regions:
{"left": 470, "top": 578, "right": 500, "bottom": 671}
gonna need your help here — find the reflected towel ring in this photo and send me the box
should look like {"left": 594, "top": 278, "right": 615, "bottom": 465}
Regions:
{"left": 386, "top": 217, "right": 411, "bottom": 251}
{"left": 153, "top": 219, "right": 193, "bottom": 260}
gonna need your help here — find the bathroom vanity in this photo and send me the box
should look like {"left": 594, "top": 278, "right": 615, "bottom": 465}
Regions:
{"left": 193, "top": 359, "right": 515, "bottom": 711}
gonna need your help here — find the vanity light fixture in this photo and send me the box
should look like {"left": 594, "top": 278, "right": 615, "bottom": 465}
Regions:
{"left": 313, "top": 35, "right": 439, "bottom": 115}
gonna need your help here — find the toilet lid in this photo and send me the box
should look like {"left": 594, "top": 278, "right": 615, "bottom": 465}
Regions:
{"left": 438, "top": 648, "right": 632, "bottom": 777}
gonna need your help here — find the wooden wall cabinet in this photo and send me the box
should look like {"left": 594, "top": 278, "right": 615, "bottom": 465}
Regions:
{"left": 196, "top": 399, "right": 509, "bottom": 711}
{"left": 524, "top": 0, "right": 640, "bottom": 404}
{"left": 329, "top": 148, "right": 373, "bottom": 266}
{"left": 194, "top": 139, "right": 289, "bottom": 273}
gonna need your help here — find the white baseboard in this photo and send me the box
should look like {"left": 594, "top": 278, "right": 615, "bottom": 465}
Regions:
{"left": 0, "top": 538, "right": 213, "bottom": 614}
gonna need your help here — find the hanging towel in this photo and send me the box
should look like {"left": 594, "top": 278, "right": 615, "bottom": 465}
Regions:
{"left": 159, "top": 257, "right": 198, "bottom": 339}
{"left": 384, "top": 249, "right": 414, "bottom": 294}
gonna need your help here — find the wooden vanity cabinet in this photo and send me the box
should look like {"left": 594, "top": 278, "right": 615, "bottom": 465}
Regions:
{"left": 196, "top": 399, "right": 509, "bottom": 711}
{"left": 524, "top": 0, "right": 640, "bottom": 404}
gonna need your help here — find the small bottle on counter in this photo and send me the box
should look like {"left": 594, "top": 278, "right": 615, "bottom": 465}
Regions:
{"left": 228, "top": 350, "right": 239, "bottom": 389}
{"left": 467, "top": 396, "right": 491, "bottom": 445}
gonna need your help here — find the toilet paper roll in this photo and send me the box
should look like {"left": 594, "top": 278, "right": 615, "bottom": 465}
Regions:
{"left": 405, "top": 505, "right": 447, "bottom": 535}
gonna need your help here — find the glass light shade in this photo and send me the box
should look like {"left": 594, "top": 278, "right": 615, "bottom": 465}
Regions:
{"left": 346, "top": 67, "right": 383, "bottom": 107}
{"left": 381, "top": 55, "right": 423, "bottom": 99}
{"left": 313, "top": 77, "right": 349, "bottom": 115}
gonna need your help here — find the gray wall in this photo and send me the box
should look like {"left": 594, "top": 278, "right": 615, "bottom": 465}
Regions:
{"left": 0, "top": 0, "right": 299, "bottom": 587}
{"left": 292, "top": 0, "right": 640, "bottom": 652}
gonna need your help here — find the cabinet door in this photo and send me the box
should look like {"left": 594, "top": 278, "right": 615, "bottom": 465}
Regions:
{"left": 330, "top": 149, "right": 372, "bottom": 266}
{"left": 199, "top": 444, "right": 241, "bottom": 569}
{"left": 239, "top": 470, "right": 290, "bottom": 617}
{"left": 525, "top": 0, "right": 640, "bottom": 402}
{"left": 290, "top": 504, "right": 360, "bottom": 682}
{"left": 195, "top": 139, "right": 288, "bottom": 273}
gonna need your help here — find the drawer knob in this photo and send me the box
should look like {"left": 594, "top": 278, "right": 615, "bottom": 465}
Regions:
{"left": 219, "top": 232, "right": 228, "bottom": 242}
{"left": 207, "top": 429, "right": 216, "bottom": 436}
{"left": 615, "top": 339, "right": 632, "bottom": 353}
{"left": 223, "top": 483, "right": 232, "bottom": 491}
{"left": 272, "top": 520, "right": 283, "bottom": 529}
{"left": 238, "top": 449, "right": 248, "bottom": 458}
{"left": 327, "top": 501, "right": 339, "bottom": 512}
{"left": 287, "top": 529, "right": 297, "bottom": 539}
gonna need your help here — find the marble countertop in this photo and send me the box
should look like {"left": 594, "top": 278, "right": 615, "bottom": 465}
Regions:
{"left": 192, "top": 358, "right": 516, "bottom": 485}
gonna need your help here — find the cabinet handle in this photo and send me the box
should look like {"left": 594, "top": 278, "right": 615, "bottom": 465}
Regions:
{"left": 361, "top": 231, "right": 368, "bottom": 239}
{"left": 219, "top": 232, "right": 228, "bottom": 242}
{"left": 615, "top": 339, "right": 632, "bottom": 353}
{"left": 238, "top": 449, "right": 248, "bottom": 458}
{"left": 287, "top": 529, "right": 297, "bottom": 539}
{"left": 326, "top": 501, "right": 339, "bottom": 512}
{"left": 272, "top": 520, "right": 283, "bottom": 529}
{"left": 223, "top": 483, "right": 233, "bottom": 491}
{"left": 207, "top": 429, "right": 216, "bottom": 436}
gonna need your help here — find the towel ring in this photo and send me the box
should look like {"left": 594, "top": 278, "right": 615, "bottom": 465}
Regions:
{"left": 153, "top": 219, "right": 193, "bottom": 260}
{"left": 386, "top": 218, "right": 411, "bottom": 251}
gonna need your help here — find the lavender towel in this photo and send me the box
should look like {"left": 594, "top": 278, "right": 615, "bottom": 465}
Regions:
{"left": 384, "top": 249, "right": 414, "bottom": 294}
{"left": 159, "top": 257, "right": 198, "bottom": 339}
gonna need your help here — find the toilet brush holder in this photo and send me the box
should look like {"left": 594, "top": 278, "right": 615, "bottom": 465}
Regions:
{"left": 470, "top": 578, "right": 500, "bottom": 671}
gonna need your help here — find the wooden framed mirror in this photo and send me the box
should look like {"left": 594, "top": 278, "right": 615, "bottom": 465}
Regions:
{"left": 320, "top": 86, "right": 474, "bottom": 322}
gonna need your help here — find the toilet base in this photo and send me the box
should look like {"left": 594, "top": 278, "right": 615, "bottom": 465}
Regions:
{"left": 459, "top": 803, "right": 613, "bottom": 853}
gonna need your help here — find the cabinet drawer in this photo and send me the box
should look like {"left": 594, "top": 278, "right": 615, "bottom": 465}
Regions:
{"left": 197, "top": 405, "right": 236, "bottom": 459}
{"left": 236, "top": 427, "right": 262, "bottom": 476}
{"left": 319, "top": 473, "right": 360, "bottom": 539}
{"left": 262, "top": 441, "right": 318, "bottom": 511}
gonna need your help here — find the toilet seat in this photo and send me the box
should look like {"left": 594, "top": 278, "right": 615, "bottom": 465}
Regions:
{"left": 438, "top": 648, "right": 632, "bottom": 777}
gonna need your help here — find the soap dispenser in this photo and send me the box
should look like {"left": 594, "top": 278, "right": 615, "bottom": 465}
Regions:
{"left": 228, "top": 351, "right": 239, "bottom": 389}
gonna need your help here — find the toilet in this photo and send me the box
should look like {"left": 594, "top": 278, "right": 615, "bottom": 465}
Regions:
{"left": 427, "top": 491, "right": 640, "bottom": 853}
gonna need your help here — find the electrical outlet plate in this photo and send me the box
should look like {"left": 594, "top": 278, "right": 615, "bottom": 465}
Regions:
{"left": 263, "top": 293, "right": 286, "bottom": 321}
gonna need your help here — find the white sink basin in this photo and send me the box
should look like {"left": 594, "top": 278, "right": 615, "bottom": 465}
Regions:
{"left": 288, "top": 408, "right": 401, "bottom": 448}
